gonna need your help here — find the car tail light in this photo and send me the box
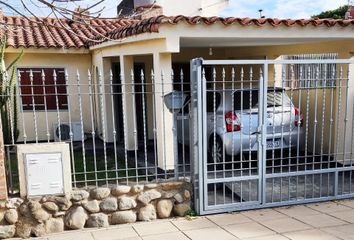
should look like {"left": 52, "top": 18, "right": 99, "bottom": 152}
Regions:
{"left": 225, "top": 111, "right": 241, "bottom": 132}
{"left": 294, "top": 107, "right": 303, "bottom": 127}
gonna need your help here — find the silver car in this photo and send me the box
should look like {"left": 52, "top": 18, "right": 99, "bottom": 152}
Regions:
{"left": 177, "top": 88, "right": 304, "bottom": 164}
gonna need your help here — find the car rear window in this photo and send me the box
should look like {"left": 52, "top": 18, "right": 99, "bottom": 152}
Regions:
{"left": 207, "top": 92, "right": 221, "bottom": 112}
{"left": 233, "top": 90, "right": 291, "bottom": 110}
{"left": 266, "top": 91, "right": 291, "bottom": 107}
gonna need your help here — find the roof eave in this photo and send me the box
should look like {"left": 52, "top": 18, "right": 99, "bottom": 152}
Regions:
{"left": 89, "top": 31, "right": 167, "bottom": 51}
{"left": 5, "top": 46, "right": 91, "bottom": 54}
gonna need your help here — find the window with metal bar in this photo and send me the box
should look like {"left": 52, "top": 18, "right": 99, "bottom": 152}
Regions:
{"left": 282, "top": 53, "right": 338, "bottom": 88}
{"left": 18, "top": 68, "right": 68, "bottom": 111}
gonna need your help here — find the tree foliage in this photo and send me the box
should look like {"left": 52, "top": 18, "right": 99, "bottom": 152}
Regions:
{"left": 312, "top": 5, "right": 350, "bottom": 19}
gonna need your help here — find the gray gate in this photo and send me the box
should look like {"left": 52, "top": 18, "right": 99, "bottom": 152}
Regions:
{"left": 190, "top": 58, "right": 354, "bottom": 215}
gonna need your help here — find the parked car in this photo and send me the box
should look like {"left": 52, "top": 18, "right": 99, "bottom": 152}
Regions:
{"left": 176, "top": 88, "right": 304, "bottom": 164}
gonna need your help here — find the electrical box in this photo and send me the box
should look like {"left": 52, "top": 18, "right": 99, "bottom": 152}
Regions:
{"left": 25, "top": 153, "right": 64, "bottom": 197}
{"left": 17, "top": 143, "right": 72, "bottom": 198}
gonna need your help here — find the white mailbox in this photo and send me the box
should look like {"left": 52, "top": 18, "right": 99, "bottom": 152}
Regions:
{"left": 17, "top": 143, "right": 72, "bottom": 198}
{"left": 25, "top": 153, "right": 64, "bottom": 197}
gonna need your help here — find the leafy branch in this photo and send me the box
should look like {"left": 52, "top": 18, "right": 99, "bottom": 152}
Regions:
{"left": 312, "top": 5, "right": 350, "bottom": 19}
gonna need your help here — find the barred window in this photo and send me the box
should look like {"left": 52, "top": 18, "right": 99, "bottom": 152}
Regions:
{"left": 282, "top": 53, "right": 337, "bottom": 89}
{"left": 18, "top": 68, "right": 68, "bottom": 111}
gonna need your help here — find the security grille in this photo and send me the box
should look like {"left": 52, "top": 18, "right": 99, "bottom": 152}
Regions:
{"left": 190, "top": 58, "right": 354, "bottom": 215}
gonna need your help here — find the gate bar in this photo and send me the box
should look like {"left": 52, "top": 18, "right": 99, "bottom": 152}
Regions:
{"left": 190, "top": 58, "right": 205, "bottom": 215}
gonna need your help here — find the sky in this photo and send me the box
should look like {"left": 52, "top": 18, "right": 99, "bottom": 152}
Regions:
{"left": 1, "top": 0, "right": 350, "bottom": 19}
{"left": 222, "top": 0, "right": 349, "bottom": 19}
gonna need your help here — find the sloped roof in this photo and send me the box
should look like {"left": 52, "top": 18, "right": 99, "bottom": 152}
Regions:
{"left": 2, "top": 15, "right": 354, "bottom": 49}
{"left": 2, "top": 16, "right": 139, "bottom": 49}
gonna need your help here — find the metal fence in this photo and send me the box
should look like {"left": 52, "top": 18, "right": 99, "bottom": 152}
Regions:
{"left": 190, "top": 58, "right": 354, "bottom": 214}
{"left": 4, "top": 57, "right": 354, "bottom": 215}
{"left": 2, "top": 66, "right": 191, "bottom": 195}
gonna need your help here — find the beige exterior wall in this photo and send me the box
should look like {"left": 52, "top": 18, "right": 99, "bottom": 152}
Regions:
{"left": 5, "top": 50, "right": 92, "bottom": 142}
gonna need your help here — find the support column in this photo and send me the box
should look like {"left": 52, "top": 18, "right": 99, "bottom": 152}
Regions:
{"left": 153, "top": 52, "right": 175, "bottom": 170}
{"left": 102, "top": 57, "right": 114, "bottom": 143}
{"left": 120, "top": 55, "right": 137, "bottom": 151}
{"left": 94, "top": 57, "right": 115, "bottom": 143}
{"left": 0, "top": 117, "right": 8, "bottom": 200}
{"left": 272, "top": 55, "right": 282, "bottom": 87}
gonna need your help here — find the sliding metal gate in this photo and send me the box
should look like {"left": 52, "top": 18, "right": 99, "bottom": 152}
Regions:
{"left": 190, "top": 58, "right": 354, "bottom": 215}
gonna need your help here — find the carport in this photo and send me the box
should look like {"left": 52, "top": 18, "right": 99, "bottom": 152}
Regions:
{"left": 90, "top": 16, "right": 354, "bottom": 214}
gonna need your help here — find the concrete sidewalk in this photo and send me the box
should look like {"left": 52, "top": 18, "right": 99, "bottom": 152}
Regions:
{"left": 24, "top": 199, "right": 354, "bottom": 240}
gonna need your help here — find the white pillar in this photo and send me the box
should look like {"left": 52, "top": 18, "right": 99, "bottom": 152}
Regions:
{"left": 102, "top": 57, "right": 115, "bottom": 143}
{"left": 120, "top": 55, "right": 137, "bottom": 151}
{"left": 153, "top": 52, "right": 175, "bottom": 170}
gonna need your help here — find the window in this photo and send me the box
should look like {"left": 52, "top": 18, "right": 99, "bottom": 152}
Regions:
{"left": 282, "top": 53, "right": 337, "bottom": 88}
{"left": 232, "top": 90, "right": 291, "bottom": 110}
{"left": 232, "top": 90, "right": 259, "bottom": 110}
{"left": 18, "top": 68, "right": 68, "bottom": 111}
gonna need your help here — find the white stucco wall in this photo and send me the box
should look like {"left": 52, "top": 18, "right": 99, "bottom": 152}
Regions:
{"left": 134, "top": 0, "right": 228, "bottom": 16}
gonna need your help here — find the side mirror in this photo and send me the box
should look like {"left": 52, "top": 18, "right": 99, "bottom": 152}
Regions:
{"left": 163, "top": 91, "right": 188, "bottom": 113}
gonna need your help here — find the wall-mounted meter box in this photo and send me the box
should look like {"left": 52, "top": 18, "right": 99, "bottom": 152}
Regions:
{"left": 17, "top": 143, "right": 72, "bottom": 198}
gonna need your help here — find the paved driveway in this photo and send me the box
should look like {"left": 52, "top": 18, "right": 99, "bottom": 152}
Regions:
{"left": 24, "top": 199, "right": 354, "bottom": 240}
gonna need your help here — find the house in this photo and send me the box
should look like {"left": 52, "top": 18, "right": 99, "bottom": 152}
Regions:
{"left": 3, "top": 2, "right": 354, "bottom": 173}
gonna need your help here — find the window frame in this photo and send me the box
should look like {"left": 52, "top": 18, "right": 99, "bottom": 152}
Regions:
{"left": 282, "top": 54, "right": 338, "bottom": 89}
{"left": 17, "top": 67, "right": 68, "bottom": 112}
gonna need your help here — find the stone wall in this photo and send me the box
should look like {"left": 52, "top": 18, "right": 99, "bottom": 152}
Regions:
{"left": 0, "top": 180, "right": 192, "bottom": 239}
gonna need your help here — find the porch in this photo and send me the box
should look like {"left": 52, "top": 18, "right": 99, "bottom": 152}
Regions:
{"left": 90, "top": 32, "right": 354, "bottom": 173}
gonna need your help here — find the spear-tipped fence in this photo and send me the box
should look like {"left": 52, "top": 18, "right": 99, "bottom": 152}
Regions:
{"left": 4, "top": 68, "right": 191, "bottom": 195}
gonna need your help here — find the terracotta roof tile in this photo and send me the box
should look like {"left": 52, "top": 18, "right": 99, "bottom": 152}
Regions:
{"left": 90, "top": 15, "right": 354, "bottom": 46}
{"left": 3, "top": 15, "right": 354, "bottom": 49}
{"left": 1, "top": 15, "right": 139, "bottom": 49}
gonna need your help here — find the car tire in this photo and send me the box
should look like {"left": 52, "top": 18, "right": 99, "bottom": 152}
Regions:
{"left": 208, "top": 135, "right": 231, "bottom": 170}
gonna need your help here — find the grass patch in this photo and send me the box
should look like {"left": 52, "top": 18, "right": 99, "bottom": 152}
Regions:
{"left": 72, "top": 149, "right": 137, "bottom": 186}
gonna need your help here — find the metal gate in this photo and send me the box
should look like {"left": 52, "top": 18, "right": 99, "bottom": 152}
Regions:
{"left": 190, "top": 58, "right": 354, "bottom": 215}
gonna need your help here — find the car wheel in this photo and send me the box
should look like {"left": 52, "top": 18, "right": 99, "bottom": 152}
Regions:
{"left": 210, "top": 137, "right": 223, "bottom": 164}
{"left": 208, "top": 136, "right": 231, "bottom": 170}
